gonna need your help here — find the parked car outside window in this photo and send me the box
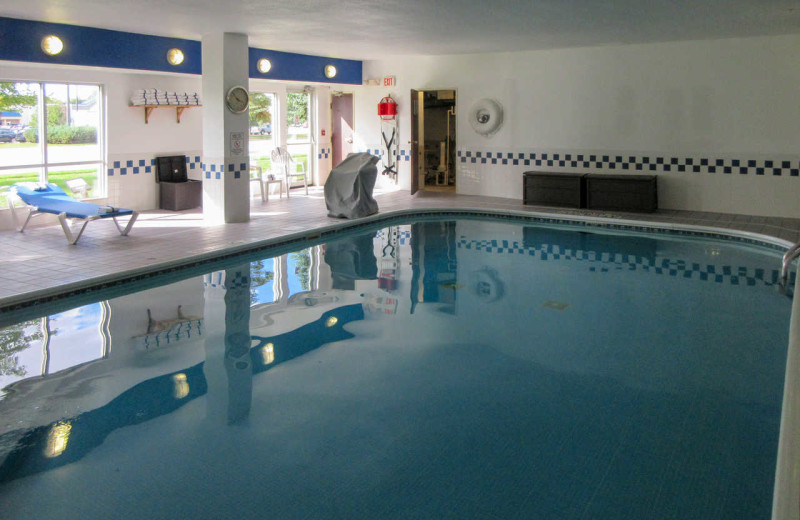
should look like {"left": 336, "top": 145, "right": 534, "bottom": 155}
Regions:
{"left": 0, "top": 128, "right": 16, "bottom": 143}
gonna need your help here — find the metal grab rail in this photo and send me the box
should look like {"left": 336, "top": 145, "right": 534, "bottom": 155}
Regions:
{"left": 780, "top": 242, "right": 800, "bottom": 287}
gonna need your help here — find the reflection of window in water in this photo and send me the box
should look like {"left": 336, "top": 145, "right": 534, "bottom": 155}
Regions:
{"left": 0, "top": 319, "right": 43, "bottom": 383}
{"left": 46, "top": 302, "right": 109, "bottom": 373}
{"left": 250, "top": 258, "right": 275, "bottom": 305}
{"left": 0, "top": 302, "right": 109, "bottom": 397}
{"left": 288, "top": 249, "right": 311, "bottom": 296}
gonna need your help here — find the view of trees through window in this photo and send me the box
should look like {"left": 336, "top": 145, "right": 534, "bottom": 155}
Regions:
{"left": 0, "top": 81, "right": 103, "bottom": 206}
{"left": 248, "top": 92, "right": 276, "bottom": 180}
{"left": 286, "top": 91, "right": 311, "bottom": 184}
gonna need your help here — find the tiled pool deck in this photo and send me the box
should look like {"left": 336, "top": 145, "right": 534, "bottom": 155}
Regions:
{"left": 1, "top": 184, "right": 799, "bottom": 310}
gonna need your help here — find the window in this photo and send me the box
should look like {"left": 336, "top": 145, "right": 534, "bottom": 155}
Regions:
{"left": 248, "top": 91, "right": 277, "bottom": 181}
{"left": 0, "top": 81, "right": 104, "bottom": 206}
{"left": 286, "top": 90, "right": 313, "bottom": 186}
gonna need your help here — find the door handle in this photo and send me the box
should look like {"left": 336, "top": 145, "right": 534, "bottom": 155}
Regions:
{"left": 345, "top": 137, "right": 353, "bottom": 143}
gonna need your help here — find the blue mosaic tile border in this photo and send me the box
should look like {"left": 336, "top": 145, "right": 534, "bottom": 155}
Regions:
{"left": 458, "top": 150, "right": 800, "bottom": 176}
{"left": 202, "top": 162, "right": 248, "bottom": 180}
{"left": 358, "top": 146, "right": 410, "bottom": 161}
{"left": 317, "top": 147, "right": 330, "bottom": 160}
{"left": 108, "top": 155, "right": 202, "bottom": 176}
{"left": 457, "top": 237, "right": 786, "bottom": 288}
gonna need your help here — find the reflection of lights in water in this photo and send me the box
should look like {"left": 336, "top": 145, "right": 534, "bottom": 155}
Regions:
{"left": 325, "top": 316, "right": 338, "bottom": 327}
{"left": 44, "top": 421, "right": 72, "bottom": 458}
{"left": 261, "top": 343, "right": 274, "bottom": 365}
{"left": 172, "top": 373, "right": 190, "bottom": 399}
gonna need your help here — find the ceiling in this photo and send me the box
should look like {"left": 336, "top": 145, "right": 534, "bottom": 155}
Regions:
{"left": 4, "top": 0, "right": 800, "bottom": 60}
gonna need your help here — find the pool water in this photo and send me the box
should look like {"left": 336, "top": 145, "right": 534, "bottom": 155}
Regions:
{"left": 0, "top": 218, "right": 792, "bottom": 519}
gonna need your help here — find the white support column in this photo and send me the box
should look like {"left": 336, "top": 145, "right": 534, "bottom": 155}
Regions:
{"left": 201, "top": 33, "right": 250, "bottom": 224}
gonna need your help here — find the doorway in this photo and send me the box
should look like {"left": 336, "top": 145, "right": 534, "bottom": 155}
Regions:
{"left": 331, "top": 92, "right": 354, "bottom": 168}
{"left": 286, "top": 89, "right": 314, "bottom": 187}
{"left": 410, "top": 89, "right": 456, "bottom": 194}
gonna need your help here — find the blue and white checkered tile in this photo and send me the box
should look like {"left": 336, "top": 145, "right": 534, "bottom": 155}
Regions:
{"left": 203, "top": 272, "right": 226, "bottom": 288}
{"left": 108, "top": 158, "right": 156, "bottom": 176}
{"left": 225, "top": 271, "right": 250, "bottom": 289}
{"left": 187, "top": 155, "right": 202, "bottom": 171}
{"left": 457, "top": 150, "right": 800, "bottom": 176}
{"left": 203, "top": 162, "right": 248, "bottom": 180}
{"left": 318, "top": 147, "right": 331, "bottom": 160}
{"left": 374, "top": 228, "right": 411, "bottom": 245}
{"left": 108, "top": 154, "right": 203, "bottom": 176}
{"left": 202, "top": 270, "right": 249, "bottom": 289}
{"left": 456, "top": 237, "right": 787, "bottom": 287}
{"left": 398, "top": 149, "right": 411, "bottom": 162}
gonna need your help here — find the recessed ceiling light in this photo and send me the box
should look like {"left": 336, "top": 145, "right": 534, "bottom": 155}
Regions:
{"left": 324, "top": 64, "right": 337, "bottom": 79}
{"left": 257, "top": 58, "right": 272, "bottom": 74}
{"left": 166, "top": 48, "right": 184, "bottom": 66}
{"left": 41, "top": 35, "right": 64, "bottom": 56}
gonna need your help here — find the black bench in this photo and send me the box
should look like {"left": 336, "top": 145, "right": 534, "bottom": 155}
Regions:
{"left": 586, "top": 174, "right": 657, "bottom": 213}
{"left": 523, "top": 172, "right": 585, "bottom": 208}
{"left": 523, "top": 171, "right": 657, "bottom": 212}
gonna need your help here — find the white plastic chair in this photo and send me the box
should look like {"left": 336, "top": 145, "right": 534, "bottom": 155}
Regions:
{"left": 250, "top": 165, "right": 284, "bottom": 201}
{"left": 271, "top": 146, "right": 308, "bottom": 197}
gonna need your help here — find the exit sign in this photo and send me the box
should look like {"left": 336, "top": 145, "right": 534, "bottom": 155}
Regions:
{"left": 383, "top": 76, "right": 396, "bottom": 87}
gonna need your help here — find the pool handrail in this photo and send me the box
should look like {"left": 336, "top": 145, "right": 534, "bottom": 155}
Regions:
{"left": 780, "top": 243, "right": 800, "bottom": 287}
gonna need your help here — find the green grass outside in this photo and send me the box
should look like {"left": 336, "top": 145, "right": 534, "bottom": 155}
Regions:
{"left": 0, "top": 169, "right": 98, "bottom": 206}
{"left": 0, "top": 142, "right": 96, "bottom": 149}
{"left": 252, "top": 154, "right": 308, "bottom": 179}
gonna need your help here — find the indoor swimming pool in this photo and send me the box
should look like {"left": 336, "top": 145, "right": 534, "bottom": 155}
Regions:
{"left": 0, "top": 216, "right": 794, "bottom": 519}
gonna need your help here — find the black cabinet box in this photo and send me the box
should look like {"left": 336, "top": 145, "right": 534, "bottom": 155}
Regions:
{"left": 523, "top": 172, "right": 586, "bottom": 208}
{"left": 160, "top": 180, "right": 202, "bottom": 211}
{"left": 156, "top": 155, "right": 188, "bottom": 183}
{"left": 586, "top": 175, "right": 657, "bottom": 212}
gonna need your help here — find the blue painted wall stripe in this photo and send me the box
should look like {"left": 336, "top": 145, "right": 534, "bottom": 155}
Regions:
{"left": 0, "top": 17, "right": 202, "bottom": 74}
{"left": 0, "top": 17, "right": 362, "bottom": 84}
{"left": 248, "top": 48, "right": 362, "bottom": 85}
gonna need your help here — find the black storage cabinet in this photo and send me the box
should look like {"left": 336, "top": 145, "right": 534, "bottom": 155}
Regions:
{"left": 156, "top": 155, "right": 202, "bottom": 211}
{"left": 523, "top": 172, "right": 586, "bottom": 208}
{"left": 586, "top": 174, "right": 657, "bottom": 212}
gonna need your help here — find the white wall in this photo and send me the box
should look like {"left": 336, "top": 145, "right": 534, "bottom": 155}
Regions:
{"left": 354, "top": 34, "right": 800, "bottom": 217}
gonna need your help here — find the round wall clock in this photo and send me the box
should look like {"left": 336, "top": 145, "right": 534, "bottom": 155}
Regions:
{"left": 226, "top": 85, "right": 249, "bottom": 113}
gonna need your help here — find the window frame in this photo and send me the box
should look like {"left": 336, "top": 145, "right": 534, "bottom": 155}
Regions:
{"left": 0, "top": 80, "right": 106, "bottom": 199}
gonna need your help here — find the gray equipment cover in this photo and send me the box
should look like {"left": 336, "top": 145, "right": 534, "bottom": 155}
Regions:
{"left": 324, "top": 152, "right": 380, "bottom": 218}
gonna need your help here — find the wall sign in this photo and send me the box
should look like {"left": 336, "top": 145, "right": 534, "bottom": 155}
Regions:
{"left": 383, "top": 76, "right": 396, "bottom": 87}
{"left": 230, "top": 132, "right": 244, "bottom": 156}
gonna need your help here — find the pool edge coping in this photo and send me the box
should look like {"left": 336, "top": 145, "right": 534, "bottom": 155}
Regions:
{"left": 0, "top": 205, "right": 794, "bottom": 313}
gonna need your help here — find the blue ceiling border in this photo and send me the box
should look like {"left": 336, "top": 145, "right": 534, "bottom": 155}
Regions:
{"left": 0, "top": 17, "right": 202, "bottom": 74}
{"left": 0, "top": 17, "right": 363, "bottom": 84}
{"left": 248, "top": 48, "right": 361, "bottom": 85}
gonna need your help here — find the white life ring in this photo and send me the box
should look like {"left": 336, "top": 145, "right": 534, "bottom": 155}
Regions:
{"left": 470, "top": 267, "right": 504, "bottom": 302}
{"left": 468, "top": 98, "right": 503, "bottom": 136}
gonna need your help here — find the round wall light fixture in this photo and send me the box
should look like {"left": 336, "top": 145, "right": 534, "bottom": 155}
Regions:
{"left": 324, "top": 64, "right": 337, "bottom": 79}
{"left": 41, "top": 35, "right": 64, "bottom": 56}
{"left": 257, "top": 58, "right": 272, "bottom": 74}
{"left": 166, "top": 48, "right": 185, "bottom": 66}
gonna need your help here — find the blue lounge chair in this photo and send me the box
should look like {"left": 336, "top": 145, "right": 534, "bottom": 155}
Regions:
{"left": 8, "top": 183, "right": 139, "bottom": 245}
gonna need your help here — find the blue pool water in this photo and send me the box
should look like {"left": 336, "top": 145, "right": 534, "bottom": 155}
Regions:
{"left": 0, "top": 217, "right": 793, "bottom": 519}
